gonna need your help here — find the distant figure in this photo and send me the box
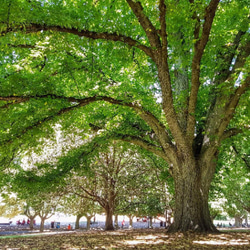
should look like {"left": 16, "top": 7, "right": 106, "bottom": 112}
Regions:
{"left": 21, "top": 219, "right": 25, "bottom": 225}
{"left": 229, "top": 222, "right": 232, "bottom": 227}
{"left": 51, "top": 221, "right": 55, "bottom": 228}
{"left": 67, "top": 224, "right": 71, "bottom": 230}
{"left": 27, "top": 219, "right": 30, "bottom": 225}
{"left": 122, "top": 220, "right": 125, "bottom": 228}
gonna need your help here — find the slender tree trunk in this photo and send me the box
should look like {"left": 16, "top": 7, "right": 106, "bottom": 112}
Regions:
{"left": 114, "top": 214, "right": 118, "bottom": 229}
{"left": 40, "top": 218, "right": 45, "bottom": 232}
{"left": 168, "top": 158, "right": 218, "bottom": 232}
{"left": 244, "top": 215, "right": 248, "bottom": 226}
{"left": 149, "top": 216, "right": 153, "bottom": 228}
{"left": 75, "top": 214, "right": 83, "bottom": 229}
{"left": 86, "top": 216, "right": 92, "bottom": 230}
{"left": 129, "top": 215, "right": 133, "bottom": 228}
{"left": 29, "top": 217, "right": 35, "bottom": 230}
{"left": 105, "top": 206, "right": 114, "bottom": 231}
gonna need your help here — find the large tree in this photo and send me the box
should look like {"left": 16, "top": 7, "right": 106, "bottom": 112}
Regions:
{"left": 0, "top": 0, "right": 249, "bottom": 232}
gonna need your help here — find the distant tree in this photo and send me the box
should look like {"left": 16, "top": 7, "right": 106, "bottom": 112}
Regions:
{"left": 23, "top": 203, "right": 38, "bottom": 230}
{"left": 116, "top": 154, "right": 172, "bottom": 228}
{"left": 212, "top": 134, "right": 250, "bottom": 227}
{"left": 59, "top": 194, "right": 102, "bottom": 230}
{"left": 0, "top": 194, "right": 23, "bottom": 220}
{"left": 69, "top": 142, "right": 158, "bottom": 230}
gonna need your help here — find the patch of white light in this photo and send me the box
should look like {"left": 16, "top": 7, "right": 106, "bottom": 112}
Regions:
{"left": 229, "top": 56, "right": 236, "bottom": 71}
{"left": 156, "top": 96, "right": 162, "bottom": 103}
{"left": 235, "top": 72, "right": 243, "bottom": 87}
{"left": 193, "top": 239, "right": 249, "bottom": 245}
{"left": 21, "top": 124, "right": 88, "bottom": 170}
{"left": 125, "top": 235, "right": 166, "bottom": 246}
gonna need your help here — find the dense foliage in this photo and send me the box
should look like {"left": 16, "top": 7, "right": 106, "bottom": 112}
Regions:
{"left": 0, "top": 0, "right": 249, "bottom": 232}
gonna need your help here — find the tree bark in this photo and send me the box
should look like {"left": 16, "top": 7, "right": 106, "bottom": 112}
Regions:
{"left": 129, "top": 215, "right": 133, "bottom": 228}
{"left": 29, "top": 216, "right": 36, "bottom": 230}
{"left": 168, "top": 159, "right": 218, "bottom": 232}
{"left": 114, "top": 214, "right": 118, "bottom": 229}
{"left": 235, "top": 216, "right": 242, "bottom": 227}
{"left": 75, "top": 214, "right": 83, "bottom": 229}
{"left": 86, "top": 216, "right": 92, "bottom": 230}
{"left": 40, "top": 218, "right": 45, "bottom": 232}
{"left": 149, "top": 216, "right": 153, "bottom": 228}
{"left": 105, "top": 206, "right": 114, "bottom": 231}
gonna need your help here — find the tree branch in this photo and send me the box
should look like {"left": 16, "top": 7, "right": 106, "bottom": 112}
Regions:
{"left": 117, "top": 134, "right": 169, "bottom": 161}
{"left": 0, "top": 97, "right": 30, "bottom": 109}
{"left": 231, "top": 36, "right": 250, "bottom": 75}
{"left": 218, "top": 76, "right": 250, "bottom": 139}
{"left": 232, "top": 145, "right": 250, "bottom": 169}
{"left": 5, "top": 43, "right": 35, "bottom": 49}
{"left": 126, "top": 0, "right": 161, "bottom": 49}
{"left": 215, "top": 17, "right": 250, "bottom": 84}
{"left": 2, "top": 23, "right": 153, "bottom": 58}
{"left": 1, "top": 94, "right": 175, "bottom": 158}
{"left": 187, "top": 0, "right": 220, "bottom": 139}
{"left": 221, "top": 128, "right": 243, "bottom": 141}
{"left": 159, "top": 0, "right": 167, "bottom": 49}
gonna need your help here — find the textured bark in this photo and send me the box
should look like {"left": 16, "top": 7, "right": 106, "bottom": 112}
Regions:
{"left": 86, "top": 217, "right": 92, "bottom": 230}
{"left": 75, "top": 214, "right": 83, "bottom": 229}
{"left": 105, "top": 206, "right": 114, "bottom": 231}
{"left": 129, "top": 215, "right": 133, "bottom": 228}
{"left": 235, "top": 216, "right": 243, "bottom": 227}
{"left": 29, "top": 217, "right": 35, "bottom": 230}
{"left": 168, "top": 158, "right": 218, "bottom": 232}
{"left": 114, "top": 214, "right": 118, "bottom": 229}
{"left": 40, "top": 218, "right": 45, "bottom": 232}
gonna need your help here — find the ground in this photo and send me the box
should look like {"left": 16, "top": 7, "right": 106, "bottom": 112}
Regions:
{"left": 0, "top": 228, "right": 249, "bottom": 249}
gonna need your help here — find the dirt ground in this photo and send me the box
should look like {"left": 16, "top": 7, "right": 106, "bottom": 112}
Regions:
{"left": 0, "top": 228, "right": 250, "bottom": 249}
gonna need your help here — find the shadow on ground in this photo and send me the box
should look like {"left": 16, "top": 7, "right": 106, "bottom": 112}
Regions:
{"left": 0, "top": 228, "right": 249, "bottom": 249}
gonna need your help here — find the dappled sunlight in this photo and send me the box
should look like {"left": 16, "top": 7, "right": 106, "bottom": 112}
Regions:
{"left": 124, "top": 234, "right": 167, "bottom": 246}
{"left": 0, "top": 229, "right": 249, "bottom": 249}
{"left": 193, "top": 233, "right": 250, "bottom": 247}
{"left": 193, "top": 239, "right": 249, "bottom": 246}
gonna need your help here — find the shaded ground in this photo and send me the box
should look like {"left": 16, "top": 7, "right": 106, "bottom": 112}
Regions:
{"left": 0, "top": 228, "right": 249, "bottom": 249}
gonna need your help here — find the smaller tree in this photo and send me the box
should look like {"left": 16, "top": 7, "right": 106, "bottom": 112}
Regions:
{"left": 22, "top": 192, "right": 60, "bottom": 232}
{"left": 23, "top": 203, "right": 38, "bottom": 230}
{"left": 213, "top": 137, "right": 250, "bottom": 227}
{"left": 59, "top": 194, "right": 102, "bottom": 230}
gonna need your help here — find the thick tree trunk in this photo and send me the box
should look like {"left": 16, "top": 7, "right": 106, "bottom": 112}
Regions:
{"left": 105, "top": 206, "right": 114, "bottom": 231}
{"left": 235, "top": 216, "right": 242, "bottom": 227}
{"left": 168, "top": 159, "right": 218, "bottom": 233}
{"left": 114, "top": 214, "right": 118, "bottom": 229}
{"left": 29, "top": 217, "right": 36, "bottom": 230}
{"left": 75, "top": 214, "right": 82, "bottom": 229}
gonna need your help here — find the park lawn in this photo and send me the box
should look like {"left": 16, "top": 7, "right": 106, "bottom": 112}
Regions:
{"left": 0, "top": 229, "right": 249, "bottom": 249}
